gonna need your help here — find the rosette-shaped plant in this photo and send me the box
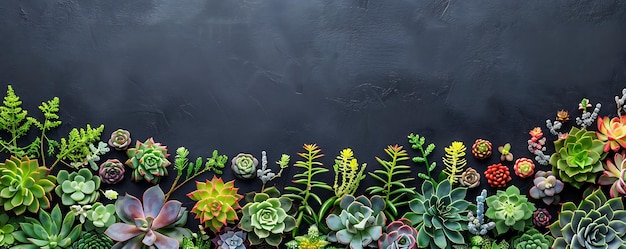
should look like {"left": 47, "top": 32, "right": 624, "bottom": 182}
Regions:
{"left": 596, "top": 116, "right": 626, "bottom": 152}
{"left": 285, "top": 225, "right": 329, "bottom": 249}
{"left": 484, "top": 163, "right": 511, "bottom": 188}
{"left": 511, "top": 228, "right": 553, "bottom": 249}
{"left": 125, "top": 138, "right": 171, "bottom": 184}
{"left": 239, "top": 188, "right": 296, "bottom": 246}
{"left": 529, "top": 170, "right": 564, "bottom": 205}
{"left": 0, "top": 156, "right": 55, "bottom": 215}
{"left": 403, "top": 180, "right": 470, "bottom": 249}
{"left": 98, "top": 159, "right": 125, "bottom": 184}
{"left": 549, "top": 189, "right": 626, "bottom": 248}
{"left": 56, "top": 168, "right": 101, "bottom": 205}
{"left": 84, "top": 202, "right": 116, "bottom": 232}
{"left": 70, "top": 231, "right": 114, "bottom": 249}
{"left": 0, "top": 214, "right": 16, "bottom": 247}
{"left": 598, "top": 151, "right": 626, "bottom": 198}
{"left": 108, "top": 128, "right": 132, "bottom": 150}
{"left": 231, "top": 153, "right": 258, "bottom": 180}
{"left": 212, "top": 227, "right": 248, "bottom": 249}
{"left": 514, "top": 157, "right": 535, "bottom": 178}
{"left": 187, "top": 176, "right": 242, "bottom": 233}
{"left": 378, "top": 218, "right": 418, "bottom": 249}
{"left": 326, "top": 195, "right": 386, "bottom": 249}
{"left": 104, "top": 185, "right": 191, "bottom": 249}
{"left": 471, "top": 139, "right": 492, "bottom": 159}
{"left": 532, "top": 208, "right": 552, "bottom": 228}
{"left": 550, "top": 126, "right": 607, "bottom": 189}
{"left": 459, "top": 167, "right": 481, "bottom": 188}
{"left": 12, "top": 205, "right": 82, "bottom": 249}
{"left": 485, "top": 185, "right": 536, "bottom": 235}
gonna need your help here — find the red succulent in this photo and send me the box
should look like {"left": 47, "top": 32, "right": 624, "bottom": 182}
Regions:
{"left": 484, "top": 163, "right": 511, "bottom": 188}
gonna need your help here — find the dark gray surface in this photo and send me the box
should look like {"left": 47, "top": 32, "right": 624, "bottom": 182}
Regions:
{"left": 1, "top": 0, "right": 626, "bottom": 239}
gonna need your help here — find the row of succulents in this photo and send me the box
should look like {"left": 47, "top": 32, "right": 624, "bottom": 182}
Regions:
{"left": 0, "top": 85, "right": 625, "bottom": 249}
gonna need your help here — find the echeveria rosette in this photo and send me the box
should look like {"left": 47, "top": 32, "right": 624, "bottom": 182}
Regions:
{"left": 108, "top": 128, "right": 132, "bottom": 150}
{"left": 326, "top": 195, "right": 386, "bottom": 249}
{"left": 459, "top": 167, "right": 480, "bottom": 188}
{"left": 532, "top": 208, "right": 552, "bottom": 228}
{"left": 485, "top": 185, "right": 536, "bottom": 235}
{"left": 0, "top": 213, "right": 16, "bottom": 247}
{"left": 70, "top": 231, "right": 115, "bottom": 249}
{"left": 403, "top": 180, "right": 471, "bottom": 249}
{"left": 529, "top": 170, "right": 564, "bottom": 205}
{"left": 378, "top": 218, "right": 418, "bottom": 249}
{"left": 484, "top": 163, "right": 511, "bottom": 188}
{"left": 598, "top": 152, "right": 626, "bottom": 198}
{"left": 239, "top": 190, "right": 296, "bottom": 247}
{"left": 550, "top": 126, "right": 607, "bottom": 189}
{"left": 104, "top": 185, "right": 191, "bottom": 249}
{"left": 596, "top": 116, "right": 626, "bottom": 152}
{"left": 512, "top": 228, "right": 553, "bottom": 249}
{"left": 187, "top": 176, "right": 242, "bottom": 233}
{"left": 514, "top": 157, "right": 535, "bottom": 178}
{"left": 98, "top": 159, "right": 125, "bottom": 184}
{"left": 84, "top": 202, "right": 116, "bottom": 232}
{"left": 471, "top": 139, "right": 492, "bottom": 159}
{"left": 0, "top": 156, "right": 56, "bottom": 215}
{"left": 549, "top": 189, "right": 626, "bottom": 249}
{"left": 12, "top": 205, "right": 82, "bottom": 249}
{"left": 125, "top": 138, "right": 171, "bottom": 184}
{"left": 56, "top": 168, "right": 101, "bottom": 205}
{"left": 212, "top": 227, "right": 248, "bottom": 249}
{"left": 231, "top": 153, "right": 258, "bottom": 180}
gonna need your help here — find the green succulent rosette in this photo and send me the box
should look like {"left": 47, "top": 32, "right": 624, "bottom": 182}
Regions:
{"left": 550, "top": 127, "right": 607, "bottom": 189}
{"left": 12, "top": 205, "right": 82, "bottom": 249}
{"left": 485, "top": 185, "right": 536, "bottom": 236}
{"left": 239, "top": 188, "right": 296, "bottom": 247}
{"left": 125, "top": 137, "right": 171, "bottom": 184}
{"left": 512, "top": 228, "right": 553, "bottom": 249}
{"left": 70, "top": 231, "right": 114, "bottom": 249}
{"left": 84, "top": 202, "right": 116, "bottom": 232}
{"left": 56, "top": 168, "right": 101, "bottom": 206}
{"left": 0, "top": 156, "right": 56, "bottom": 215}
{"left": 231, "top": 153, "right": 258, "bottom": 180}
{"left": 0, "top": 214, "right": 16, "bottom": 247}
{"left": 326, "top": 195, "right": 386, "bottom": 249}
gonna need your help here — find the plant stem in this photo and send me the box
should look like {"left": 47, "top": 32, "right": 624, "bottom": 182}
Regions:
{"left": 419, "top": 146, "right": 434, "bottom": 183}
{"left": 385, "top": 152, "right": 398, "bottom": 202}
{"left": 164, "top": 175, "right": 182, "bottom": 201}
{"left": 164, "top": 169, "right": 209, "bottom": 200}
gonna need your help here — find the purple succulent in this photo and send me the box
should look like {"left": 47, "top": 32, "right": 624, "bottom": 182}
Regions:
{"left": 212, "top": 227, "right": 249, "bottom": 249}
{"left": 104, "top": 185, "right": 191, "bottom": 249}
{"left": 378, "top": 218, "right": 418, "bottom": 249}
{"left": 108, "top": 129, "right": 132, "bottom": 150}
{"left": 532, "top": 208, "right": 552, "bottom": 228}
{"left": 99, "top": 159, "right": 125, "bottom": 184}
{"left": 529, "top": 171, "right": 564, "bottom": 205}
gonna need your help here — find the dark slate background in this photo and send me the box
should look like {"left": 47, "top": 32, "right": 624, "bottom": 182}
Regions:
{"left": 1, "top": 0, "right": 626, "bottom": 241}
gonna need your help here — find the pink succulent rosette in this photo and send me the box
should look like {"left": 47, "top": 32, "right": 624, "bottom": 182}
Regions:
{"left": 108, "top": 129, "right": 132, "bottom": 150}
{"left": 99, "top": 159, "right": 125, "bottom": 184}
{"left": 514, "top": 158, "right": 535, "bottom": 178}
{"left": 596, "top": 116, "right": 626, "bottom": 152}
{"left": 598, "top": 152, "right": 626, "bottom": 198}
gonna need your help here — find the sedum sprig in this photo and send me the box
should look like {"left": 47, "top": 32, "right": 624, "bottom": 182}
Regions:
{"left": 442, "top": 141, "right": 467, "bottom": 185}
{"left": 164, "top": 147, "right": 228, "bottom": 200}
{"left": 408, "top": 133, "right": 437, "bottom": 183}
{"left": 332, "top": 148, "right": 367, "bottom": 198}
{"left": 257, "top": 151, "right": 290, "bottom": 192}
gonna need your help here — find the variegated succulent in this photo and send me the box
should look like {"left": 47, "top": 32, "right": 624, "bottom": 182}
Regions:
{"left": 56, "top": 168, "right": 101, "bottom": 206}
{"left": 326, "top": 195, "right": 386, "bottom": 249}
{"left": 187, "top": 176, "right": 242, "bottom": 233}
{"left": 0, "top": 156, "right": 56, "bottom": 215}
{"left": 125, "top": 138, "right": 171, "bottom": 184}
{"left": 598, "top": 151, "right": 626, "bottom": 198}
{"left": 596, "top": 116, "right": 626, "bottom": 152}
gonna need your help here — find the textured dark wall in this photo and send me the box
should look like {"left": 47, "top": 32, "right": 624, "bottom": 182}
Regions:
{"left": 1, "top": 0, "right": 626, "bottom": 239}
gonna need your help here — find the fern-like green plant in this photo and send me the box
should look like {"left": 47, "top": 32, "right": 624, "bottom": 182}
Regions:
{"left": 283, "top": 144, "right": 333, "bottom": 237}
{"left": 164, "top": 147, "right": 228, "bottom": 200}
{"left": 366, "top": 144, "right": 415, "bottom": 220}
{"left": 52, "top": 124, "right": 105, "bottom": 170}
{"left": 442, "top": 141, "right": 467, "bottom": 185}
{"left": 408, "top": 133, "right": 437, "bottom": 183}
{"left": 0, "top": 85, "right": 33, "bottom": 150}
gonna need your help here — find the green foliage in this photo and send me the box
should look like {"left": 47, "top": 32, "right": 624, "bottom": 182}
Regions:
{"left": 0, "top": 156, "right": 56, "bottom": 215}
{"left": 166, "top": 147, "right": 229, "bottom": 200}
{"left": 69, "top": 231, "right": 114, "bottom": 249}
{"left": 55, "top": 168, "right": 101, "bottom": 206}
{"left": 550, "top": 126, "right": 607, "bottom": 189}
{"left": 0, "top": 213, "right": 17, "bottom": 247}
{"left": 485, "top": 186, "right": 536, "bottom": 236}
{"left": 366, "top": 144, "right": 415, "bottom": 220}
{"left": 332, "top": 148, "right": 367, "bottom": 198}
{"left": 28, "top": 97, "right": 61, "bottom": 132}
{"left": 408, "top": 133, "right": 437, "bottom": 183}
{"left": 0, "top": 85, "right": 32, "bottom": 144}
{"left": 56, "top": 124, "right": 105, "bottom": 169}
{"left": 326, "top": 195, "right": 386, "bottom": 249}
{"left": 442, "top": 141, "right": 467, "bottom": 185}
{"left": 239, "top": 189, "right": 296, "bottom": 247}
{"left": 11, "top": 205, "right": 82, "bottom": 249}
{"left": 511, "top": 228, "right": 552, "bottom": 249}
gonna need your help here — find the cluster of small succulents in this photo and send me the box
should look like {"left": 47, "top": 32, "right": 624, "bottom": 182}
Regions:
{"left": 467, "top": 189, "right": 495, "bottom": 236}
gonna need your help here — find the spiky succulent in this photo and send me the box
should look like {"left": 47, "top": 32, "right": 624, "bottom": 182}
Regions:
{"left": 12, "top": 205, "right": 82, "bottom": 249}
{"left": 104, "top": 185, "right": 191, "bottom": 249}
{"left": 511, "top": 228, "right": 553, "bottom": 249}
{"left": 378, "top": 218, "right": 418, "bottom": 249}
{"left": 187, "top": 176, "right": 242, "bottom": 233}
{"left": 550, "top": 126, "right": 607, "bottom": 189}
{"left": 403, "top": 180, "right": 470, "bottom": 249}
{"left": 326, "top": 195, "right": 386, "bottom": 249}
{"left": 529, "top": 170, "right": 564, "bottom": 205}
{"left": 56, "top": 168, "right": 101, "bottom": 206}
{"left": 596, "top": 116, "right": 626, "bottom": 152}
{"left": 549, "top": 189, "right": 626, "bottom": 248}
{"left": 598, "top": 151, "right": 626, "bottom": 198}
{"left": 98, "top": 159, "right": 125, "bottom": 184}
{"left": 70, "top": 231, "right": 114, "bottom": 249}
{"left": 0, "top": 156, "right": 55, "bottom": 215}
{"left": 239, "top": 188, "right": 296, "bottom": 247}
{"left": 485, "top": 185, "right": 536, "bottom": 235}
{"left": 125, "top": 138, "right": 171, "bottom": 184}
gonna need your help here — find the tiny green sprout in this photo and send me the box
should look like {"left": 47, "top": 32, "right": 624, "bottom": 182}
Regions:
{"left": 498, "top": 143, "right": 513, "bottom": 161}
{"left": 579, "top": 98, "right": 592, "bottom": 112}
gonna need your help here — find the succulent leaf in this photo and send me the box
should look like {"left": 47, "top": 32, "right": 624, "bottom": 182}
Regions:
{"left": 0, "top": 156, "right": 56, "bottom": 215}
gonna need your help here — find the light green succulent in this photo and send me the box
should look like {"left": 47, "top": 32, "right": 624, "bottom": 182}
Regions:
{"left": 239, "top": 187, "right": 296, "bottom": 247}
{"left": 125, "top": 137, "right": 171, "bottom": 183}
{"left": 69, "top": 231, "right": 114, "bottom": 249}
{"left": 55, "top": 168, "right": 101, "bottom": 205}
{"left": 11, "top": 205, "right": 82, "bottom": 249}
{"left": 0, "top": 156, "right": 56, "bottom": 215}
{"left": 0, "top": 213, "right": 17, "bottom": 247}
{"left": 326, "top": 195, "right": 386, "bottom": 249}
{"left": 84, "top": 202, "right": 116, "bottom": 232}
{"left": 550, "top": 126, "right": 607, "bottom": 189}
{"left": 485, "top": 185, "right": 536, "bottom": 236}
{"left": 403, "top": 180, "right": 471, "bottom": 249}
{"left": 549, "top": 189, "right": 626, "bottom": 248}
{"left": 511, "top": 228, "right": 553, "bottom": 249}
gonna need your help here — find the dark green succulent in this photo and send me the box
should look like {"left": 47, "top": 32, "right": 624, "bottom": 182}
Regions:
{"left": 549, "top": 189, "right": 626, "bottom": 248}
{"left": 485, "top": 186, "right": 536, "bottom": 236}
{"left": 511, "top": 228, "right": 553, "bottom": 249}
{"left": 0, "top": 156, "right": 56, "bottom": 215}
{"left": 326, "top": 195, "right": 386, "bottom": 249}
{"left": 11, "top": 205, "right": 82, "bottom": 249}
{"left": 0, "top": 213, "right": 17, "bottom": 247}
{"left": 55, "top": 168, "right": 101, "bottom": 205}
{"left": 550, "top": 127, "right": 607, "bottom": 189}
{"left": 403, "top": 180, "right": 471, "bottom": 249}
{"left": 69, "top": 231, "right": 114, "bottom": 249}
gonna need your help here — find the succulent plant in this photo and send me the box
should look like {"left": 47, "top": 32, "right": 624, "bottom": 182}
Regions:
{"left": 212, "top": 227, "right": 248, "bottom": 249}
{"left": 529, "top": 127, "right": 543, "bottom": 142}
{"left": 549, "top": 189, "right": 626, "bottom": 248}
{"left": 125, "top": 137, "right": 171, "bottom": 184}
{"left": 84, "top": 202, "right": 116, "bottom": 232}
{"left": 98, "top": 159, "right": 125, "bottom": 184}
{"left": 104, "top": 185, "right": 191, "bottom": 249}
{"left": 498, "top": 143, "right": 514, "bottom": 161}
{"left": 12, "top": 205, "right": 82, "bottom": 249}
{"left": 513, "top": 158, "right": 535, "bottom": 178}
{"left": 511, "top": 228, "right": 553, "bottom": 249}
{"left": 484, "top": 163, "right": 511, "bottom": 188}
{"left": 56, "top": 168, "right": 101, "bottom": 205}
{"left": 471, "top": 139, "right": 492, "bottom": 159}
{"left": 557, "top": 110, "right": 570, "bottom": 122}
{"left": 70, "top": 231, "right": 114, "bottom": 249}
{"left": 326, "top": 195, "right": 386, "bottom": 249}
{"left": 378, "top": 218, "right": 418, "bottom": 249}
{"left": 598, "top": 151, "right": 626, "bottom": 198}
{"left": 532, "top": 208, "right": 552, "bottom": 228}
{"left": 239, "top": 188, "right": 296, "bottom": 246}
{"left": 467, "top": 189, "right": 495, "bottom": 236}
{"left": 0, "top": 156, "right": 56, "bottom": 215}
{"left": 108, "top": 128, "right": 132, "bottom": 150}
{"left": 529, "top": 170, "right": 564, "bottom": 205}
{"left": 0, "top": 213, "right": 16, "bottom": 247}
{"left": 459, "top": 167, "right": 481, "bottom": 188}
{"left": 231, "top": 153, "right": 258, "bottom": 180}
{"left": 596, "top": 116, "right": 626, "bottom": 152}
{"left": 187, "top": 176, "right": 242, "bottom": 233}
{"left": 285, "top": 225, "right": 329, "bottom": 249}
{"left": 485, "top": 185, "right": 536, "bottom": 235}
{"left": 550, "top": 126, "right": 607, "bottom": 189}
{"left": 403, "top": 180, "right": 470, "bottom": 249}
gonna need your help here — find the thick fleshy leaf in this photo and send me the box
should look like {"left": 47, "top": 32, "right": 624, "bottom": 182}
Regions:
{"left": 152, "top": 201, "right": 182, "bottom": 230}
{"left": 123, "top": 194, "right": 145, "bottom": 220}
{"left": 104, "top": 223, "right": 143, "bottom": 242}
{"left": 143, "top": 186, "right": 165, "bottom": 218}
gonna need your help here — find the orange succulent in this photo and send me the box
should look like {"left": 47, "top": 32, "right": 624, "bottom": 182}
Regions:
{"left": 596, "top": 116, "right": 626, "bottom": 152}
{"left": 187, "top": 176, "right": 243, "bottom": 233}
